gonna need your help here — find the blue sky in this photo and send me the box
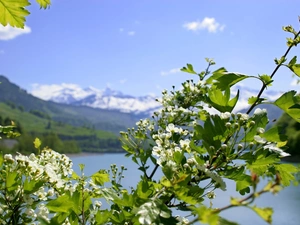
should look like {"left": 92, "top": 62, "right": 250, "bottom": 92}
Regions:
{"left": 0, "top": 0, "right": 299, "bottom": 97}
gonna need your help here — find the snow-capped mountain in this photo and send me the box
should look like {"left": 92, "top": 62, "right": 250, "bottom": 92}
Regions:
{"left": 30, "top": 84, "right": 161, "bottom": 115}
{"left": 30, "top": 82, "right": 286, "bottom": 115}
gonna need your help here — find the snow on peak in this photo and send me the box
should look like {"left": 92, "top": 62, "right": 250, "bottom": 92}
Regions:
{"left": 30, "top": 83, "right": 161, "bottom": 114}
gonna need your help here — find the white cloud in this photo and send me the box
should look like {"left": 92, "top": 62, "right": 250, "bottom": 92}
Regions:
{"left": 290, "top": 79, "right": 299, "bottom": 86}
{"left": 127, "top": 31, "right": 135, "bottom": 36}
{"left": 160, "top": 68, "right": 181, "bottom": 76}
{"left": 183, "top": 17, "right": 225, "bottom": 33}
{"left": 0, "top": 25, "right": 31, "bottom": 40}
{"left": 119, "top": 28, "right": 124, "bottom": 32}
{"left": 0, "top": 50, "right": 4, "bottom": 54}
{"left": 31, "top": 83, "right": 87, "bottom": 100}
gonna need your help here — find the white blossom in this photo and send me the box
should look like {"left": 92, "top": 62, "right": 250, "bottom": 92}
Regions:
{"left": 263, "top": 144, "right": 291, "bottom": 157}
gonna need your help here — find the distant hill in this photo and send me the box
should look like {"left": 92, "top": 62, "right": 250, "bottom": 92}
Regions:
{"left": 0, "top": 75, "right": 288, "bottom": 154}
{"left": 0, "top": 75, "right": 148, "bottom": 153}
{"left": 0, "top": 75, "right": 143, "bottom": 134}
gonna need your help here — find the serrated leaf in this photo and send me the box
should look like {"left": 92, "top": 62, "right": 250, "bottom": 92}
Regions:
{"left": 208, "top": 87, "right": 239, "bottom": 112}
{"left": 274, "top": 164, "right": 299, "bottom": 186}
{"left": 192, "top": 205, "right": 219, "bottom": 225}
{"left": 251, "top": 206, "right": 273, "bottom": 224}
{"left": 91, "top": 170, "right": 110, "bottom": 186}
{"left": 259, "top": 74, "right": 273, "bottom": 86}
{"left": 24, "top": 179, "right": 43, "bottom": 194}
{"left": 236, "top": 180, "right": 251, "bottom": 194}
{"left": 47, "top": 194, "right": 73, "bottom": 213}
{"left": 0, "top": 0, "right": 30, "bottom": 28}
{"left": 242, "top": 109, "right": 268, "bottom": 142}
{"left": 261, "top": 126, "right": 287, "bottom": 147}
{"left": 248, "top": 96, "right": 258, "bottom": 105}
{"left": 136, "top": 199, "right": 171, "bottom": 224}
{"left": 181, "top": 63, "right": 197, "bottom": 74}
{"left": 95, "top": 210, "right": 110, "bottom": 224}
{"left": 274, "top": 91, "right": 300, "bottom": 122}
{"left": 137, "top": 180, "right": 153, "bottom": 199}
{"left": 247, "top": 154, "right": 279, "bottom": 175}
{"left": 36, "top": 0, "right": 51, "bottom": 9}
{"left": 6, "top": 171, "right": 19, "bottom": 192}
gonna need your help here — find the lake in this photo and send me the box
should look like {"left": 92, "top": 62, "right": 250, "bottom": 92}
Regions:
{"left": 71, "top": 154, "right": 300, "bottom": 225}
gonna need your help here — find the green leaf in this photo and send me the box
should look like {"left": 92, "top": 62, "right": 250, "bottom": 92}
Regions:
{"left": 211, "top": 72, "right": 249, "bottom": 90}
{"left": 288, "top": 56, "right": 297, "bottom": 67}
{"left": 136, "top": 180, "right": 153, "bottom": 199}
{"left": 259, "top": 74, "right": 273, "bottom": 86}
{"left": 136, "top": 199, "right": 171, "bottom": 224}
{"left": 194, "top": 115, "right": 227, "bottom": 153}
{"left": 274, "top": 164, "right": 299, "bottom": 186}
{"left": 290, "top": 64, "right": 300, "bottom": 77}
{"left": 0, "top": 0, "right": 30, "bottom": 28}
{"left": 218, "top": 217, "right": 240, "bottom": 225}
{"left": 33, "top": 137, "right": 42, "bottom": 149}
{"left": 248, "top": 96, "right": 258, "bottom": 105}
{"left": 6, "top": 171, "right": 19, "bottom": 192}
{"left": 71, "top": 171, "right": 80, "bottom": 180}
{"left": 47, "top": 194, "right": 73, "bottom": 213}
{"left": 181, "top": 63, "right": 197, "bottom": 74}
{"left": 261, "top": 126, "right": 287, "bottom": 147}
{"left": 24, "top": 178, "right": 44, "bottom": 194}
{"left": 251, "top": 206, "right": 273, "bottom": 224}
{"left": 91, "top": 170, "right": 110, "bottom": 186}
{"left": 247, "top": 153, "right": 280, "bottom": 175}
{"left": 192, "top": 205, "right": 219, "bottom": 225}
{"left": 274, "top": 91, "right": 300, "bottom": 122}
{"left": 36, "top": 0, "right": 51, "bottom": 9}
{"left": 242, "top": 109, "right": 268, "bottom": 142}
{"left": 236, "top": 179, "right": 251, "bottom": 192}
{"left": 208, "top": 87, "right": 239, "bottom": 112}
{"left": 95, "top": 210, "right": 110, "bottom": 224}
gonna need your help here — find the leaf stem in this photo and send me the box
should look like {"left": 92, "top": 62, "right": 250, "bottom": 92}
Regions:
{"left": 246, "top": 30, "right": 300, "bottom": 114}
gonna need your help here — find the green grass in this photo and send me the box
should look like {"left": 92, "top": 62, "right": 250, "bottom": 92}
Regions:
{"left": 0, "top": 102, "right": 117, "bottom": 141}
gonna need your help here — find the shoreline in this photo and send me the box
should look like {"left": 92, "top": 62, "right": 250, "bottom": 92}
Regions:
{"left": 66, "top": 151, "right": 125, "bottom": 158}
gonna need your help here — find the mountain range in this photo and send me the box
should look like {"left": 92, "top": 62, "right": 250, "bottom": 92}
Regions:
{"left": 1, "top": 75, "right": 286, "bottom": 133}
{"left": 31, "top": 84, "right": 161, "bottom": 115}
{"left": 30, "top": 80, "right": 285, "bottom": 116}
{"left": 0, "top": 75, "right": 144, "bottom": 135}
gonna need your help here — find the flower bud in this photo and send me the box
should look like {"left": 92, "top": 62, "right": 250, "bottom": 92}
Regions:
{"left": 250, "top": 120, "right": 255, "bottom": 126}
{"left": 238, "top": 144, "right": 243, "bottom": 150}
{"left": 221, "top": 144, "right": 227, "bottom": 150}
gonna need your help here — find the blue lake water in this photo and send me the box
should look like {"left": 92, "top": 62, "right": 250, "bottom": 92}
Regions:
{"left": 71, "top": 154, "right": 300, "bottom": 225}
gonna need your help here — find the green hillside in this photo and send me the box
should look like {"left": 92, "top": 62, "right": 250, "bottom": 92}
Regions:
{"left": 0, "top": 102, "right": 122, "bottom": 153}
{"left": 276, "top": 113, "right": 300, "bottom": 158}
{"left": 0, "top": 75, "right": 143, "bottom": 154}
{"left": 0, "top": 75, "right": 142, "bottom": 134}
